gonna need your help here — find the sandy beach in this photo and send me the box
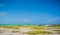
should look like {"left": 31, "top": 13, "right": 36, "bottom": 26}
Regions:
{"left": 0, "top": 27, "right": 60, "bottom": 35}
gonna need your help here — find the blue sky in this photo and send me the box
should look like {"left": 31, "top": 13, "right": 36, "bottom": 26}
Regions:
{"left": 0, "top": 0, "right": 60, "bottom": 24}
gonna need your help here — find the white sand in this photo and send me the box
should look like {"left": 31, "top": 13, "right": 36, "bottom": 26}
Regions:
{"left": 0, "top": 28, "right": 60, "bottom": 35}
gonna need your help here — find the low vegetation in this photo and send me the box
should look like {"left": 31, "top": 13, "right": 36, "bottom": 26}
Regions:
{"left": 0, "top": 24, "right": 60, "bottom": 35}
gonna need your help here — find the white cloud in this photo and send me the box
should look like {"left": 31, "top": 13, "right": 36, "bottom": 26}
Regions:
{"left": 0, "top": 12, "right": 8, "bottom": 16}
{"left": 24, "top": 19, "right": 32, "bottom": 22}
